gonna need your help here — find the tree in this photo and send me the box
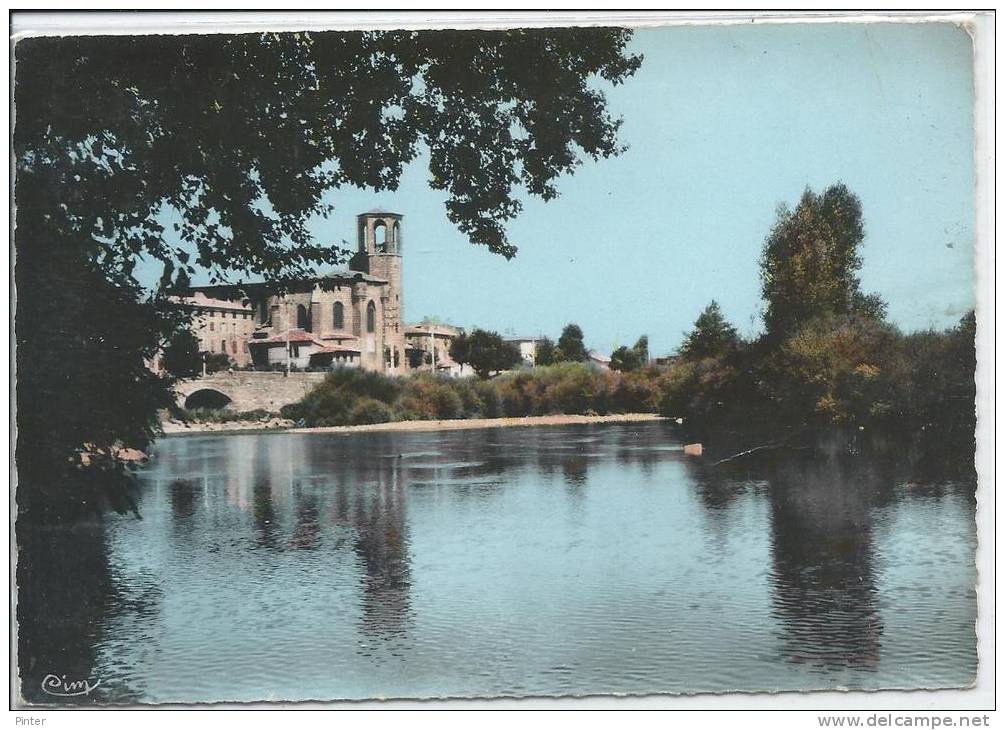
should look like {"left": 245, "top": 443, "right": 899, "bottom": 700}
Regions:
{"left": 633, "top": 335, "right": 649, "bottom": 364}
{"left": 610, "top": 334, "right": 649, "bottom": 372}
{"left": 14, "top": 29, "right": 642, "bottom": 521}
{"left": 450, "top": 329, "right": 522, "bottom": 378}
{"left": 557, "top": 323, "right": 589, "bottom": 362}
{"left": 205, "top": 353, "right": 234, "bottom": 374}
{"left": 609, "top": 346, "right": 637, "bottom": 372}
{"left": 160, "top": 329, "right": 203, "bottom": 379}
{"left": 760, "top": 184, "right": 885, "bottom": 340}
{"left": 406, "top": 348, "right": 426, "bottom": 370}
{"left": 15, "top": 241, "right": 179, "bottom": 522}
{"left": 679, "top": 301, "right": 739, "bottom": 361}
{"left": 535, "top": 337, "right": 558, "bottom": 366}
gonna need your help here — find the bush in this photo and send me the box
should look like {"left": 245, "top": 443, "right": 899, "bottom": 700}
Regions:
{"left": 472, "top": 379, "right": 502, "bottom": 418}
{"left": 397, "top": 375, "right": 464, "bottom": 420}
{"left": 281, "top": 362, "right": 669, "bottom": 428}
{"left": 612, "top": 367, "right": 665, "bottom": 412}
{"left": 205, "top": 352, "right": 234, "bottom": 374}
{"left": 348, "top": 398, "right": 393, "bottom": 425}
{"left": 179, "top": 407, "right": 274, "bottom": 424}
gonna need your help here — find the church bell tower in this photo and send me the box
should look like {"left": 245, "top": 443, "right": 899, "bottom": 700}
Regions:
{"left": 355, "top": 209, "right": 405, "bottom": 372}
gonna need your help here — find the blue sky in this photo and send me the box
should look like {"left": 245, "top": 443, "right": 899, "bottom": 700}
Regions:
{"left": 154, "top": 21, "right": 976, "bottom": 357}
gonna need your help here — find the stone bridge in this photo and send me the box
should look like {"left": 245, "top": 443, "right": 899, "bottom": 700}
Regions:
{"left": 175, "top": 371, "right": 328, "bottom": 413}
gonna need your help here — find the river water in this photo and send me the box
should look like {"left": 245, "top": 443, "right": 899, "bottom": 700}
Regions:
{"left": 20, "top": 422, "right": 977, "bottom": 703}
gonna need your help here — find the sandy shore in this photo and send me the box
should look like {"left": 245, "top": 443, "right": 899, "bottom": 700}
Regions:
{"left": 289, "top": 412, "right": 665, "bottom": 435}
{"left": 160, "top": 417, "right": 295, "bottom": 435}
{"left": 161, "top": 412, "right": 664, "bottom": 437}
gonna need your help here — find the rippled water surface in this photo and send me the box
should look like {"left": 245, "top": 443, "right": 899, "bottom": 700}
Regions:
{"left": 28, "top": 422, "right": 978, "bottom": 703}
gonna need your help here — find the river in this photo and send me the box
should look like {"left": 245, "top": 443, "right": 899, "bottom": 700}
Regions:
{"left": 18, "top": 421, "right": 977, "bottom": 704}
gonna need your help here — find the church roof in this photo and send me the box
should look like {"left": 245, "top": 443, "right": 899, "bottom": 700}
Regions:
{"left": 319, "top": 268, "right": 388, "bottom": 284}
{"left": 357, "top": 208, "right": 402, "bottom": 218}
{"left": 181, "top": 268, "right": 387, "bottom": 296}
{"left": 168, "top": 293, "right": 252, "bottom": 311}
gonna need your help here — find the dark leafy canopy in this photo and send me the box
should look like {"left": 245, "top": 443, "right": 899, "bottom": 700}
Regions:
{"left": 449, "top": 329, "right": 522, "bottom": 378}
{"left": 160, "top": 329, "right": 203, "bottom": 379}
{"left": 760, "top": 184, "right": 885, "bottom": 341}
{"left": 610, "top": 334, "right": 649, "bottom": 371}
{"left": 557, "top": 323, "right": 589, "bottom": 362}
{"left": 14, "top": 28, "right": 641, "bottom": 521}
{"left": 535, "top": 336, "right": 558, "bottom": 366}
{"left": 15, "top": 28, "right": 641, "bottom": 271}
{"left": 679, "top": 301, "right": 739, "bottom": 361}
{"left": 15, "top": 239, "right": 180, "bottom": 521}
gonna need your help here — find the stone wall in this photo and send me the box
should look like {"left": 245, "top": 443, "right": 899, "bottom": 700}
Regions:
{"left": 175, "top": 371, "right": 328, "bottom": 413}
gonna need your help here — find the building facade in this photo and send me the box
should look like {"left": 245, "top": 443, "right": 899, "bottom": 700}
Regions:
{"left": 405, "top": 322, "right": 467, "bottom": 377}
{"left": 505, "top": 336, "right": 544, "bottom": 367}
{"left": 171, "top": 292, "right": 256, "bottom": 367}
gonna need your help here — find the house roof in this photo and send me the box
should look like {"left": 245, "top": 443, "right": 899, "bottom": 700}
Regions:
{"left": 249, "top": 329, "right": 323, "bottom": 346}
{"left": 504, "top": 335, "right": 545, "bottom": 344}
{"left": 405, "top": 323, "right": 461, "bottom": 337}
{"left": 248, "top": 330, "right": 362, "bottom": 355}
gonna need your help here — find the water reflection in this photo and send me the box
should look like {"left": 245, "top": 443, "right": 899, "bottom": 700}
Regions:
{"left": 16, "top": 422, "right": 978, "bottom": 704}
{"left": 765, "top": 458, "right": 889, "bottom": 671}
{"left": 289, "top": 491, "right": 320, "bottom": 551}
{"left": 351, "top": 469, "right": 411, "bottom": 645}
{"left": 169, "top": 479, "right": 197, "bottom": 520}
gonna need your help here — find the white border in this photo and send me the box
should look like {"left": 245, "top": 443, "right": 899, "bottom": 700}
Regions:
{"left": 5, "top": 8, "right": 996, "bottom": 721}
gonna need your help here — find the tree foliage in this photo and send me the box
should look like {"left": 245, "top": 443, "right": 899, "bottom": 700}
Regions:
{"left": 557, "top": 323, "right": 589, "bottom": 362}
{"left": 449, "top": 329, "right": 522, "bottom": 378}
{"left": 535, "top": 337, "right": 558, "bottom": 366}
{"left": 760, "top": 184, "right": 885, "bottom": 340}
{"left": 610, "top": 334, "right": 650, "bottom": 372}
{"left": 679, "top": 301, "right": 739, "bottom": 361}
{"left": 15, "top": 29, "right": 640, "bottom": 268}
{"left": 14, "top": 28, "right": 641, "bottom": 521}
{"left": 14, "top": 239, "right": 179, "bottom": 522}
{"left": 659, "top": 184, "right": 976, "bottom": 481}
{"left": 160, "top": 329, "right": 202, "bottom": 379}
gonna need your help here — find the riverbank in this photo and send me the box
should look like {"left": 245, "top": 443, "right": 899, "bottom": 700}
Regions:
{"left": 161, "top": 412, "right": 665, "bottom": 436}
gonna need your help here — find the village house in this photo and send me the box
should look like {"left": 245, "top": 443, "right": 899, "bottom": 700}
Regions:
{"left": 504, "top": 335, "right": 545, "bottom": 367}
{"left": 405, "top": 322, "right": 468, "bottom": 377}
{"left": 169, "top": 292, "right": 256, "bottom": 367}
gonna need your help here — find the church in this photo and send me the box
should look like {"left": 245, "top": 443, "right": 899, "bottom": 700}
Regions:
{"left": 179, "top": 209, "right": 425, "bottom": 374}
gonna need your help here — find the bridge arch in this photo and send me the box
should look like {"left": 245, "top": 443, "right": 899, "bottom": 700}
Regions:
{"left": 183, "top": 388, "right": 233, "bottom": 410}
{"left": 174, "top": 372, "right": 328, "bottom": 414}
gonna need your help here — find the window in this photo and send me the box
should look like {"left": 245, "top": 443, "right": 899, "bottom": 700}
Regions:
{"left": 209, "top": 322, "right": 215, "bottom": 332}
{"left": 297, "top": 304, "right": 310, "bottom": 331}
{"left": 231, "top": 340, "right": 237, "bottom": 354}
{"left": 374, "top": 221, "right": 387, "bottom": 251}
{"left": 366, "top": 301, "right": 376, "bottom": 333}
{"left": 333, "top": 301, "right": 344, "bottom": 330}
{"left": 221, "top": 340, "right": 226, "bottom": 354}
